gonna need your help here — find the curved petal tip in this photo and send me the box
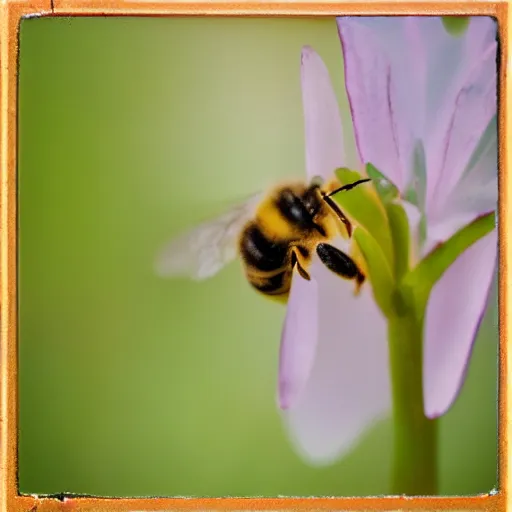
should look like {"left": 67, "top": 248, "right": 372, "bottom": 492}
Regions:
{"left": 300, "top": 44, "right": 345, "bottom": 182}
{"left": 300, "top": 45, "right": 315, "bottom": 63}
{"left": 423, "top": 228, "right": 498, "bottom": 419}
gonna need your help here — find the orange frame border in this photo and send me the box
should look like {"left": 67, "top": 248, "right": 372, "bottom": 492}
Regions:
{"left": 0, "top": 1, "right": 509, "bottom": 511}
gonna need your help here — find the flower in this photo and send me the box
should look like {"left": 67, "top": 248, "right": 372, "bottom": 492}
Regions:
{"left": 337, "top": 16, "right": 498, "bottom": 418}
{"left": 279, "top": 16, "right": 497, "bottom": 464}
{"left": 278, "top": 46, "right": 391, "bottom": 465}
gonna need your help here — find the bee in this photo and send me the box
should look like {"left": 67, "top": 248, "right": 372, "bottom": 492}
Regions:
{"left": 155, "top": 176, "right": 370, "bottom": 300}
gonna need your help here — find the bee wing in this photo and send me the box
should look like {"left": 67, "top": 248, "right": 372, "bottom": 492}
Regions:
{"left": 155, "top": 192, "right": 263, "bottom": 280}
{"left": 278, "top": 237, "right": 391, "bottom": 464}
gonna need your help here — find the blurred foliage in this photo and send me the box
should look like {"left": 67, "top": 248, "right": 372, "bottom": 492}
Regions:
{"left": 442, "top": 17, "right": 471, "bottom": 37}
{"left": 18, "top": 17, "right": 498, "bottom": 497}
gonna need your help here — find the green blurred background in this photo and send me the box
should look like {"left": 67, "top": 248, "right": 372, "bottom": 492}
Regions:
{"left": 17, "top": 16, "right": 498, "bottom": 497}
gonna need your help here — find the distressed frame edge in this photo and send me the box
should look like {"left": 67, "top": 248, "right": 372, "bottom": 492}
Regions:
{"left": 0, "top": 0, "right": 508, "bottom": 511}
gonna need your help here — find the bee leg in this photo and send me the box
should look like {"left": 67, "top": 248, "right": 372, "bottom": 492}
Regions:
{"left": 354, "top": 272, "right": 366, "bottom": 296}
{"left": 290, "top": 247, "right": 311, "bottom": 281}
{"left": 316, "top": 243, "right": 365, "bottom": 295}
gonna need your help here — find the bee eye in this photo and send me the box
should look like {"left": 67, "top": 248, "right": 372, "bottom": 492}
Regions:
{"left": 290, "top": 204, "right": 303, "bottom": 218}
{"left": 277, "top": 189, "right": 313, "bottom": 226}
{"left": 303, "top": 192, "right": 320, "bottom": 217}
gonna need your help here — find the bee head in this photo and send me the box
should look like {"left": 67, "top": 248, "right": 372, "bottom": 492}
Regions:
{"left": 277, "top": 187, "right": 325, "bottom": 235}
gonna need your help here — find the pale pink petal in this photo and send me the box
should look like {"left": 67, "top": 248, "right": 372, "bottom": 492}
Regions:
{"left": 279, "top": 272, "right": 319, "bottom": 410}
{"left": 337, "top": 16, "right": 497, "bottom": 209}
{"left": 424, "top": 83, "right": 497, "bottom": 252}
{"left": 407, "top": 17, "right": 496, "bottom": 193}
{"left": 280, "top": 46, "right": 345, "bottom": 409}
{"left": 444, "top": 116, "right": 498, "bottom": 220}
{"left": 427, "top": 43, "right": 497, "bottom": 219}
{"left": 423, "top": 228, "right": 497, "bottom": 419}
{"left": 336, "top": 19, "right": 406, "bottom": 190}
{"left": 422, "top": 211, "right": 477, "bottom": 256}
{"left": 420, "top": 17, "right": 496, "bottom": 138}
{"left": 464, "top": 16, "right": 498, "bottom": 56}
{"left": 282, "top": 240, "right": 390, "bottom": 464}
{"left": 301, "top": 46, "right": 345, "bottom": 182}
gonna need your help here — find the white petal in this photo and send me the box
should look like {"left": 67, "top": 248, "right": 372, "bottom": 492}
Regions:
{"left": 282, "top": 245, "right": 390, "bottom": 464}
{"left": 400, "top": 199, "right": 423, "bottom": 264}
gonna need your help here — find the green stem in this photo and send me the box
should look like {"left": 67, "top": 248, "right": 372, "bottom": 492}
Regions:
{"left": 388, "top": 313, "right": 438, "bottom": 495}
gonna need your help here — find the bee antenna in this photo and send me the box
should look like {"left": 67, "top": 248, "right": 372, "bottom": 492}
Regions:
{"left": 326, "top": 178, "right": 372, "bottom": 197}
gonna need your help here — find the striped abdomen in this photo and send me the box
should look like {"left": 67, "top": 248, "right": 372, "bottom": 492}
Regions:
{"left": 239, "top": 223, "right": 292, "bottom": 297}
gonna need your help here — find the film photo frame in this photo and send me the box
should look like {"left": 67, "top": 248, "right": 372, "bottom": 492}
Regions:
{"left": 0, "top": 1, "right": 509, "bottom": 510}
